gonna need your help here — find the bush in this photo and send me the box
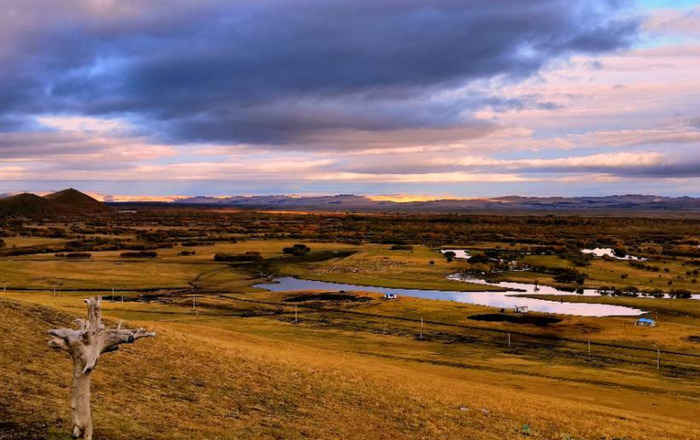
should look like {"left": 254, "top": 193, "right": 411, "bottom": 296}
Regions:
{"left": 570, "top": 254, "right": 592, "bottom": 267}
{"left": 214, "top": 252, "right": 263, "bottom": 262}
{"left": 597, "top": 286, "right": 616, "bottom": 296}
{"left": 669, "top": 289, "right": 692, "bottom": 299}
{"left": 612, "top": 247, "right": 627, "bottom": 258}
{"left": 648, "top": 289, "right": 665, "bottom": 298}
{"left": 55, "top": 252, "right": 92, "bottom": 259}
{"left": 120, "top": 251, "right": 157, "bottom": 258}
{"left": 442, "top": 251, "right": 456, "bottom": 262}
{"left": 282, "top": 244, "right": 311, "bottom": 256}
{"left": 615, "top": 286, "right": 639, "bottom": 297}
{"left": 66, "top": 252, "right": 91, "bottom": 259}
{"left": 553, "top": 268, "right": 588, "bottom": 285}
{"left": 178, "top": 250, "right": 196, "bottom": 256}
{"left": 181, "top": 241, "right": 215, "bottom": 247}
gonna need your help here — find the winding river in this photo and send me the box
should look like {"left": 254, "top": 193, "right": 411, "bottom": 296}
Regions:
{"left": 254, "top": 276, "right": 646, "bottom": 317}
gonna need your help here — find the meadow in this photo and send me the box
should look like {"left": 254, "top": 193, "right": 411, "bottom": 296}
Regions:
{"left": 1, "top": 209, "right": 699, "bottom": 439}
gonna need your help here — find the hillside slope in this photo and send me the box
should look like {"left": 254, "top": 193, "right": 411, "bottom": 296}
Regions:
{"left": 0, "top": 189, "right": 112, "bottom": 216}
{"left": 0, "top": 193, "right": 61, "bottom": 216}
{"left": 44, "top": 188, "right": 113, "bottom": 214}
{"left": 1, "top": 296, "right": 699, "bottom": 440}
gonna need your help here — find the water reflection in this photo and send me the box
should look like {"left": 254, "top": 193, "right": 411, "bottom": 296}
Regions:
{"left": 581, "top": 248, "right": 647, "bottom": 261}
{"left": 254, "top": 277, "right": 645, "bottom": 317}
{"left": 441, "top": 249, "right": 471, "bottom": 259}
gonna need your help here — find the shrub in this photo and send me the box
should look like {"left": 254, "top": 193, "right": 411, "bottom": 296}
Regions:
{"left": 553, "top": 268, "right": 588, "bottom": 285}
{"left": 669, "top": 289, "right": 692, "bottom": 299}
{"left": 282, "top": 244, "right": 311, "bottom": 256}
{"left": 597, "top": 286, "right": 616, "bottom": 296}
{"left": 214, "top": 252, "right": 263, "bottom": 262}
{"left": 616, "top": 286, "right": 639, "bottom": 297}
{"left": 65, "top": 252, "right": 91, "bottom": 259}
{"left": 612, "top": 247, "right": 627, "bottom": 258}
{"left": 182, "top": 241, "right": 215, "bottom": 247}
{"left": 120, "top": 251, "right": 157, "bottom": 258}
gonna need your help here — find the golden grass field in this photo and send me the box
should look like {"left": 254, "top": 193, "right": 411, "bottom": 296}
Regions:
{"left": 1, "top": 236, "right": 699, "bottom": 439}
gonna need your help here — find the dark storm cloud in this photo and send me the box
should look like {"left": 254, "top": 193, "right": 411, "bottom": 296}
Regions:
{"left": 0, "top": 0, "right": 640, "bottom": 147}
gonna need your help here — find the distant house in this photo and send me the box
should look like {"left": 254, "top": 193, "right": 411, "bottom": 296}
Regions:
{"left": 513, "top": 306, "right": 528, "bottom": 314}
{"left": 636, "top": 318, "right": 656, "bottom": 327}
{"left": 383, "top": 293, "right": 398, "bottom": 300}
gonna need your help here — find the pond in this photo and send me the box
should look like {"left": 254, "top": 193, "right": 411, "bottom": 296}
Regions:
{"left": 581, "top": 248, "right": 647, "bottom": 261}
{"left": 254, "top": 277, "right": 645, "bottom": 317}
{"left": 452, "top": 274, "right": 699, "bottom": 301}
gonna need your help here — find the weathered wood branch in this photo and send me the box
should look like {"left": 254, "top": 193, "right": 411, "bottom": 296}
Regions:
{"left": 48, "top": 296, "right": 156, "bottom": 440}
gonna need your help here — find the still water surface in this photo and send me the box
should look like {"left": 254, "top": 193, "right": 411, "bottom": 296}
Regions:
{"left": 254, "top": 276, "right": 645, "bottom": 317}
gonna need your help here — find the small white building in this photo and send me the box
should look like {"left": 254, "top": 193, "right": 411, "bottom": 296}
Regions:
{"left": 513, "top": 306, "right": 528, "bottom": 314}
{"left": 384, "top": 293, "right": 398, "bottom": 300}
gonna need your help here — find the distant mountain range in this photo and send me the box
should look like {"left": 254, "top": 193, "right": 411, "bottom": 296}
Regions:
{"left": 169, "top": 194, "right": 700, "bottom": 212}
{"left": 0, "top": 189, "right": 113, "bottom": 216}
{"left": 3, "top": 190, "right": 700, "bottom": 215}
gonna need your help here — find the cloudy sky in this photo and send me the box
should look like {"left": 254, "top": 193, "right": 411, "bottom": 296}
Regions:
{"left": 1, "top": 0, "right": 700, "bottom": 198}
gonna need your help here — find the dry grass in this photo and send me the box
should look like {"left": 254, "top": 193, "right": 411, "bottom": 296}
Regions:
{"left": 2, "top": 239, "right": 700, "bottom": 439}
{"left": 2, "top": 295, "right": 700, "bottom": 440}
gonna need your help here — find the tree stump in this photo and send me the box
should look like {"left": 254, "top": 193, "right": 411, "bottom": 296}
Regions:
{"left": 48, "top": 297, "right": 156, "bottom": 440}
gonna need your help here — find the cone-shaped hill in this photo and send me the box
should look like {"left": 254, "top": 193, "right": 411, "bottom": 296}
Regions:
{"left": 0, "top": 189, "right": 112, "bottom": 216}
{"left": 43, "top": 188, "right": 112, "bottom": 214}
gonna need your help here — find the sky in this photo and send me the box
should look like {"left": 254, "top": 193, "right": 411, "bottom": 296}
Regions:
{"left": 1, "top": 0, "right": 700, "bottom": 199}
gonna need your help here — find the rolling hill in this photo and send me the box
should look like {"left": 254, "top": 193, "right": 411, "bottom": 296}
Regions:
{"left": 0, "top": 188, "right": 112, "bottom": 216}
{"left": 44, "top": 188, "right": 113, "bottom": 214}
{"left": 0, "top": 193, "right": 61, "bottom": 216}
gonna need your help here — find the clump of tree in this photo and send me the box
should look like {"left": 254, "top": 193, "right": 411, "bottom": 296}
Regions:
{"left": 214, "top": 251, "right": 263, "bottom": 262}
{"left": 442, "top": 251, "right": 456, "bottom": 262}
{"left": 283, "top": 244, "right": 311, "bottom": 256}
{"left": 120, "top": 251, "right": 157, "bottom": 258}
{"left": 664, "top": 245, "right": 700, "bottom": 258}
{"left": 569, "top": 254, "right": 593, "bottom": 267}
{"left": 555, "top": 246, "right": 593, "bottom": 267}
{"left": 628, "top": 260, "right": 661, "bottom": 272}
{"left": 178, "top": 250, "right": 196, "bottom": 256}
{"left": 552, "top": 268, "right": 588, "bottom": 285}
{"left": 612, "top": 247, "right": 628, "bottom": 258}
{"left": 181, "top": 240, "right": 216, "bottom": 247}
{"left": 597, "top": 286, "right": 640, "bottom": 297}
{"left": 643, "top": 289, "right": 666, "bottom": 298}
{"left": 669, "top": 289, "right": 692, "bottom": 299}
{"left": 55, "top": 252, "right": 92, "bottom": 259}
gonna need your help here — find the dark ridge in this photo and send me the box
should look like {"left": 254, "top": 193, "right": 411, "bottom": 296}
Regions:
{"left": 0, "top": 188, "right": 112, "bottom": 217}
{"left": 43, "top": 188, "right": 113, "bottom": 214}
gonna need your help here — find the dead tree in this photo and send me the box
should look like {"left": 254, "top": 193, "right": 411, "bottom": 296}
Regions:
{"left": 48, "top": 297, "right": 156, "bottom": 440}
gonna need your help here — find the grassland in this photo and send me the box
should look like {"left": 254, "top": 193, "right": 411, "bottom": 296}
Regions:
{"left": 1, "top": 213, "right": 700, "bottom": 439}
{"left": 517, "top": 254, "right": 700, "bottom": 292}
{"left": 3, "top": 290, "right": 700, "bottom": 440}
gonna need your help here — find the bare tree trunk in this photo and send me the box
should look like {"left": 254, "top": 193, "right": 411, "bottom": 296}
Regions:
{"left": 71, "top": 362, "right": 93, "bottom": 440}
{"left": 48, "top": 297, "right": 155, "bottom": 439}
